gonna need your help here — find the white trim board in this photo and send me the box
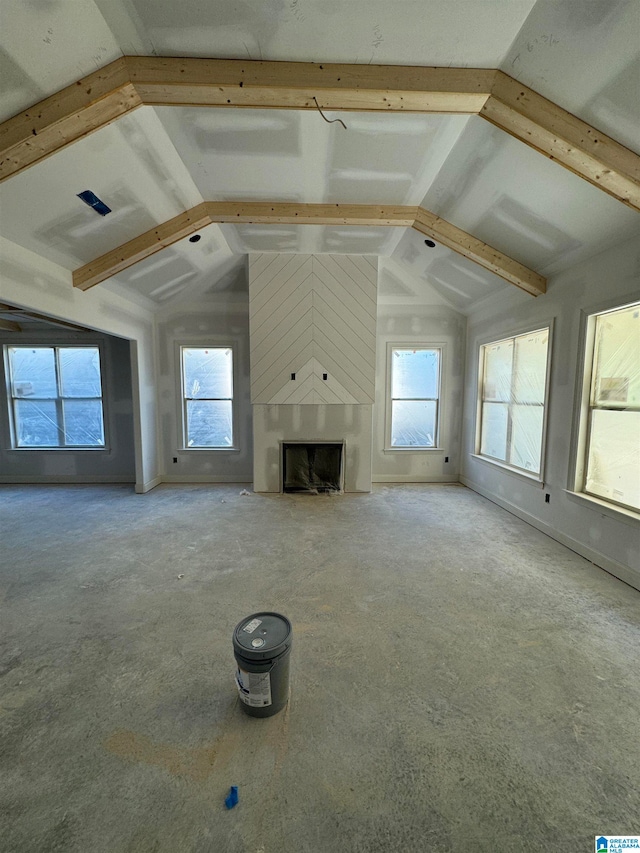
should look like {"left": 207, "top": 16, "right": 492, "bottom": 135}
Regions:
{"left": 0, "top": 475, "right": 134, "bottom": 484}
{"left": 135, "top": 476, "right": 162, "bottom": 494}
{"left": 161, "top": 475, "right": 253, "bottom": 484}
{"left": 461, "top": 476, "right": 639, "bottom": 592}
{"left": 372, "top": 474, "right": 459, "bottom": 484}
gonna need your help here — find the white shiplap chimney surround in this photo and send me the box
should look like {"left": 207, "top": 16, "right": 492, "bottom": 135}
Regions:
{"left": 249, "top": 253, "right": 378, "bottom": 492}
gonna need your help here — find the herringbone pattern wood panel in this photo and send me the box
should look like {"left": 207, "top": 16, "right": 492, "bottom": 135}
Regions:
{"left": 249, "top": 254, "right": 377, "bottom": 404}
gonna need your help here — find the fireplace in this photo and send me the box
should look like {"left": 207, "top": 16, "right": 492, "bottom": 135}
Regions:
{"left": 249, "top": 254, "right": 377, "bottom": 494}
{"left": 282, "top": 442, "right": 344, "bottom": 493}
{"left": 252, "top": 404, "right": 373, "bottom": 493}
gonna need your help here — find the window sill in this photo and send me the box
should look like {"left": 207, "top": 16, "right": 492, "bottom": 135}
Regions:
{"left": 383, "top": 446, "right": 442, "bottom": 453}
{"left": 564, "top": 489, "right": 639, "bottom": 525}
{"left": 470, "top": 454, "right": 544, "bottom": 487}
{"left": 8, "top": 446, "right": 107, "bottom": 452}
{"left": 181, "top": 447, "right": 240, "bottom": 452}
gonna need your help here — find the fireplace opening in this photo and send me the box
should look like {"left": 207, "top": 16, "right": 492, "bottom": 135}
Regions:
{"left": 282, "top": 443, "right": 343, "bottom": 493}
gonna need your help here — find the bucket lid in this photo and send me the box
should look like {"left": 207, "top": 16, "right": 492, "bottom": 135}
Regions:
{"left": 233, "top": 612, "right": 292, "bottom": 660}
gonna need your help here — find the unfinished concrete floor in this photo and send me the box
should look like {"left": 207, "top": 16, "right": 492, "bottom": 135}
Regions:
{"left": 1, "top": 483, "right": 639, "bottom": 852}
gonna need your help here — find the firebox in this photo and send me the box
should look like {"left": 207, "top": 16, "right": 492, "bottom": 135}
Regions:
{"left": 282, "top": 442, "right": 344, "bottom": 493}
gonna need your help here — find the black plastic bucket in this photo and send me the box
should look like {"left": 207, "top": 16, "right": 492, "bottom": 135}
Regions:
{"left": 233, "top": 612, "right": 292, "bottom": 718}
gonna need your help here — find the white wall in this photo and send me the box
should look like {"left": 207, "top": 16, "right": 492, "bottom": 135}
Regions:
{"left": 372, "top": 303, "right": 466, "bottom": 483}
{"left": 461, "top": 234, "right": 640, "bottom": 589}
{"left": 0, "top": 237, "right": 160, "bottom": 492}
{"left": 155, "top": 289, "right": 253, "bottom": 483}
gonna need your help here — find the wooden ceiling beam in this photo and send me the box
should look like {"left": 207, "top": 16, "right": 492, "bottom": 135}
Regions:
{"left": 206, "top": 202, "right": 417, "bottom": 227}
{"left": 73, "top": 202, "right": 211, "bottom": 291}
{"left": 126, "top": 56, "right": 495, "bottom": 113}
{"left": 0, "top": 58, "right": 142, "bottom": 183}
{"left": 1, "top": 57, "right": 636, "bottom": 208}
{"left": 72, "top": 202, "right": 545, "bottom": 296}
{"left": 0, "top": 59, "right": 495, "bottom": 183}
{"left": 0, "top": 318, "right": 22, "bottom": 332}
{"left": 72, "top": 203, "right": 415, "bottom": 290}
{"left": 412, "top": 208, "right": 545, "bottom": 296}
{"left": 483, "top": 72, "right": 640, "bottom": 210}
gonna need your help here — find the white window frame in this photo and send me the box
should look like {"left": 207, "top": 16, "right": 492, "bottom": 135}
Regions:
{"left": 474, "top": 324, "right": 552, "bottom": 482}
{"left": 385, "top": 343, "right": 443, "bottom": 451}
{"left": 179, "top": 344, "right": 237, "bottom": 450}
{"left": 570, "top": 298, "right": 640, "bottom": 517}
{"left": 4, "top": 343, "right": 106, "bottom": 450}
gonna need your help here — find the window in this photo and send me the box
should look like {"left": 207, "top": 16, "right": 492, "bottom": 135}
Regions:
{"left": 5, "top": 345, "right": 105, "bottom": 448}
{"left": 388, "top": 347, "right": 441, "bottom": 448}
{"left": 181, "top": 346, "right": 234, "bottom": 448}
{"left": 577, "top": 301, "right": 640, "bottom": 513}
{"left": 477, "top": 327, "right": 550, "bottom": 477}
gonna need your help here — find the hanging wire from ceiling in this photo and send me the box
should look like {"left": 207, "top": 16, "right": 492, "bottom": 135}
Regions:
{"left": 312, "top": 97, "right": 347, "bottom": 130}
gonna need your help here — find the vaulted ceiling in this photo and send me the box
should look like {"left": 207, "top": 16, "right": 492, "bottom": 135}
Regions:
{"left": 0, "top": 0, "right": 638, "bottom": 316}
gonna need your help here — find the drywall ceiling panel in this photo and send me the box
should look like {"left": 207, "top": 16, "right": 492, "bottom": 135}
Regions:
{"left": 154, "top": 107, "right": 307, "bottom": 201}
{"left": 127, "top": 0, "right": 536, "bottom": 66}
{"left": 502, "top": 0, "right": 640, "bottom": 153}
{"left": 388, "top": 228, "right": 508, "bottom": 312}
{"left": 378, "top": 257, "right": 463, "bottom": 310}
{"left": 421, "top": 117, "right": 640, "bottom": 275}
{"left": 0, "top": 108, "right": 203, "bottom": 270}
{"left": 220, "top": 224, "right": 302, "bottom": 254}
{"left": 325, "top": 114, "right": 470, "bottom": 206}
{"left": 0, "top": 0, "right": 122, "bottom": 122}
{"left": 320, "top": 227, "right": 399, "bottom": 255}
{"left": 92, "top": 0, "right": 158, "bottom": 56}
{"left": 219, "top": 223, "right": 399, "bottom": 256}
{"left": 155, "top": 107, "right": 468, "bottom": 207}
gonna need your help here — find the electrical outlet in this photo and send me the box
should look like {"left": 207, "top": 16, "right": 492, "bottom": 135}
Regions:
{"left": 291, "top": 372, "right": 296, "bottom": 380}
{"left": 173, "top": 457, "right": 178, "bottom": 464}
{"left": 444, "top": 456, "right": 449, "bottom": 463}
{"left": 545, "top": 493, "right": 550, "bottom": 503}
